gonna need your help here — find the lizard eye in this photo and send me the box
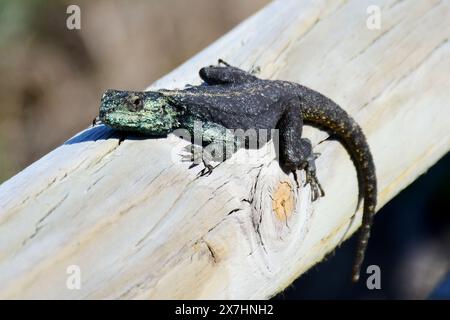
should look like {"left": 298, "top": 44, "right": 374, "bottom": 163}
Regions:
{"left": 128, "top": 96, "right": 143, "bottom": 111}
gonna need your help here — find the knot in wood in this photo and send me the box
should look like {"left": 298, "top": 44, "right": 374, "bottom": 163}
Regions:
{"left": 272, "top": 181, "right": 294, "bottom": 222}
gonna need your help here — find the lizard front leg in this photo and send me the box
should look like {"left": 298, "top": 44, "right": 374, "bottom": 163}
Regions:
{"left": 181, "top": 121, "right": 239, "bottom": 177}
{"left": 92, "top": 116, "right": 102, "bottom": 126}
{"left": 181, "top": 144, "right": 214, "bottom": 176}
{"left": 181, "top": 141, "right": 237, "bottom": 176}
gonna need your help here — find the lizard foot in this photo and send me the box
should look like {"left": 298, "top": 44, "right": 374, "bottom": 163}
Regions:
{"left": 305, "top": 168, "right": 325, "bottom": 201}
{"left": 92, "top": 116, "right": 102, "bottom": 127}
{"left": 217, "top": 58, "right": 260, "bottom": 75}
{"left": 303, "top": 153, "right": 325, "bottom": 201}
{"left": 249, "top": 65, "right": 261, "bottom": 75}
{"left": 181, "top": 144, "right": 218, "bottom": 176}
{"left": 217, "top": 58, "right": 231, "bottom": 67}
{"left": 198, "top": 161, "right": 215, "bottom": 177}
{"left": 197, "top": 147, "right": 220, "bottom": 177}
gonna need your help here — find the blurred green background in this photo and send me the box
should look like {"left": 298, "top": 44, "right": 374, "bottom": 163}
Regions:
{"left": 0, "top": 0, "right": 270, "bottom": 182}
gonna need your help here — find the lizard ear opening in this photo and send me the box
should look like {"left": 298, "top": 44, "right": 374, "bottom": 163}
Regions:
{"left": 127, "top": 95, "right": 144, "bottom": 111}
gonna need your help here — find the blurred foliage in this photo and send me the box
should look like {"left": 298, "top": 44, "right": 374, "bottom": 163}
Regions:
{"left": 0, "top": 0, "right": 44, "bottom": 46}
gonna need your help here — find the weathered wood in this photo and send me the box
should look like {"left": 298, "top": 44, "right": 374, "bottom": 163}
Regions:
{"left": 0, "top": 0, "right": 449, "bottom": 299}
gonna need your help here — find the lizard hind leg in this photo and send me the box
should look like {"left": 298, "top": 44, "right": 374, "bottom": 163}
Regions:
{"left": 277, "top": 98, "right": 325, "bottom": 202}
{"left": 217, "top": 58, "right": 260, "bottom": 75}
{"left": 199, "top": 61, "right": 259, "bottom": 85}
{"left": 282, "top": 137, "right": 325, "bottom": 201}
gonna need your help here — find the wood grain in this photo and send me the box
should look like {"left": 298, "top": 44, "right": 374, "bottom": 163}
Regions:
{"left": 0, "top": 0, "right": 449, "bottom": 299}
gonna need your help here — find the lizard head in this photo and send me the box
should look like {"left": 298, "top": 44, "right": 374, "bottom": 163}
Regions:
{"left": 99, "top": 89, "right": 180, "bottom": 135}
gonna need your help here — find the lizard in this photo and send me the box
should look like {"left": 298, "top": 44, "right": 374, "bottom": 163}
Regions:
{"left": 97, "top": 60, "right": 377, "bottom": 282}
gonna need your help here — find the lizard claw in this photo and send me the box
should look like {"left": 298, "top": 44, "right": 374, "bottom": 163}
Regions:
{"left": 217, "top": 59, "right": 231, "bottom": 67}
{"left": 198, "top": 163, "right": 214, "bottom": 177}
{"left": 181, "top": 144, "right": 217, "bottom": 177}
{"left": 92, "top": 116, "right": 101, "bottom": 127}
{"left": 302, "top": 152, "right": 325, "bottom": 201}
{"left": 305, "top": 168, "right": 325, "bottom": 201}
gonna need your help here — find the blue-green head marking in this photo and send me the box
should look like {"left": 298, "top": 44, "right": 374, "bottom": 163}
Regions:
{"left": 99, "top": 89, "right": 180, "bottom": 135}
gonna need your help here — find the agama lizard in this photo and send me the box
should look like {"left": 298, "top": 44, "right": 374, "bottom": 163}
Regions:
{"left": 97, "top": 60, "right": 377, "bottom": 282}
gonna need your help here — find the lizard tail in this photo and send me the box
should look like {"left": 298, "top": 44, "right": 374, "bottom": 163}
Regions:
{"left": 300, "top": 93, "right": 377, "bottom": 283}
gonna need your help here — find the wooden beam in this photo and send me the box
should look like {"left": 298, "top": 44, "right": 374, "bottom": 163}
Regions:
{"left": 0, "top": 0, "right": 449, "bottom": 299}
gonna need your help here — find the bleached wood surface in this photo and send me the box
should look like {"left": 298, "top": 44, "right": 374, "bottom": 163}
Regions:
{"left": 0, "top": 0, "right": 449, "bottom": 299}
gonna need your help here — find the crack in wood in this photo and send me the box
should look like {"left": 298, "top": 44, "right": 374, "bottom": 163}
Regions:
{"left": 204, "top": 240, "right": 218, "bottom": 264}
{"left": 348, "top": 24, "right": 398, "bottom": 63}
{"left": 21, "top": 193, "right": 69, "bottom": 247}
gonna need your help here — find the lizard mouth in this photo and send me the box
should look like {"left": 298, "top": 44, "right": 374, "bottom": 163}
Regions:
{"left": 100, "top": 110, "right": 173, "bottom": 136}
{"left": 100, "top": 111, "right": 141, "bottom": 130}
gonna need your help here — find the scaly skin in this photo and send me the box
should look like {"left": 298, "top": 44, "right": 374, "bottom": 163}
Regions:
{"left": 98, "top": 60, "right": 377, "bottom": 282}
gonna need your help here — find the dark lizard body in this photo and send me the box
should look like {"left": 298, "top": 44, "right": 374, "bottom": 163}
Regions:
{"left": 98, "top": 60, "right": 377, "bottom": 282}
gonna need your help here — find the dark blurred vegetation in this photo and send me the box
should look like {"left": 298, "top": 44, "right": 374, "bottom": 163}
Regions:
{"left": 0, "top": 0, "right": 448, "bottom": 299}
{"left": 0, "top": 0, "right": 269, "bottom": 182}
